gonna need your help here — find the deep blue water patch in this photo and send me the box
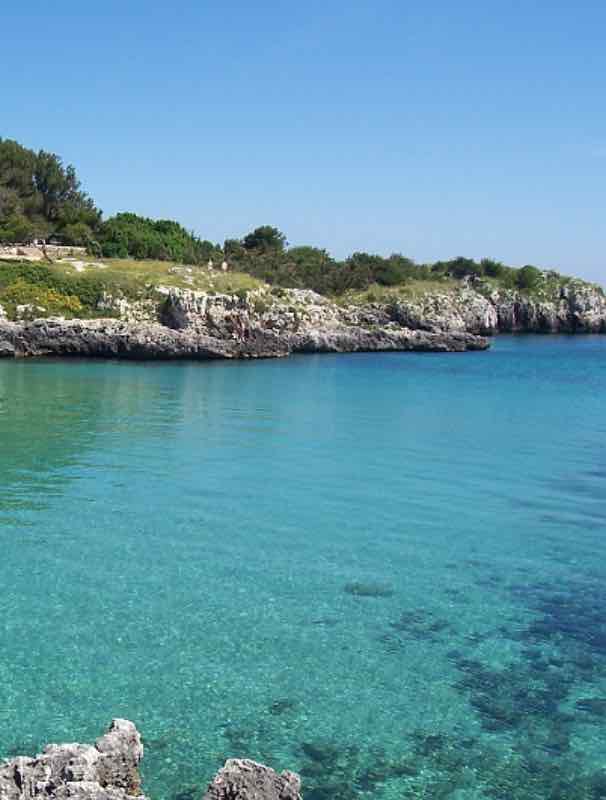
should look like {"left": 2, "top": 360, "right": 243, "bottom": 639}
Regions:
{"left": 1, "top": 336, "right": 605, "bottom": 799}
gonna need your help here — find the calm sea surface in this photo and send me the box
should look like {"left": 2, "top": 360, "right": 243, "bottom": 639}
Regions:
{"left": 1, "top": 336, "right": 605, "bottom": 800}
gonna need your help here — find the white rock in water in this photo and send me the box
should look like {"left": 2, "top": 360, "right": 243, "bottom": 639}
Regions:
{"left": 203, "top": 759, "right": 302, "bottom": 800}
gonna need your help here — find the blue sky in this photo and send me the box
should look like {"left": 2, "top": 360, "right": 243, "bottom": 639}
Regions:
{"left": 2, "top": 1, "right": 605, "bottom": 281}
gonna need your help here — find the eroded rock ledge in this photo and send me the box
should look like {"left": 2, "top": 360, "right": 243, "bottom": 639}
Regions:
{"left": 4, "top": 276, "right": 604, "bottom": 362}
{"left": 0, "top": 721, "right": 301, "bottom": 800}
{"left": 1, "top": 279, "right": 605, "bottom": 362}
{"left": 0, "top": 293, "right": 489, "bottom": 361}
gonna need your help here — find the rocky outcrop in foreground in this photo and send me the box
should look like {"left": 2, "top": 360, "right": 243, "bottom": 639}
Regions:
{"left": 0, "top": 721, "right": 301, "bottom": 800}
{"left": 204, "top": 759, "right": 301, "bottom": 800}
{"left": 0, "top": 719, "right": 144, "bottom": 800}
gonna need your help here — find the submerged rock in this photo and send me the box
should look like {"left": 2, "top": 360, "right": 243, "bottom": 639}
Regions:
{"left": 343, "top": 581, "right": 394, "bottom": 598}
{"left": 574, "top": 697, "right": 606, "bottom": 716}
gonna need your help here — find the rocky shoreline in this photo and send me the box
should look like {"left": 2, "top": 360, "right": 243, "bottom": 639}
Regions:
{"left": 384, "top": 280, "right": 606, "bottom": 335}
{"left": 1, "top": 280, "right": 605, "bottom": 361}
{"left": 0, "top": 720, "right": 300, "bottom": 800}
{"left": 0, "top": 318, "right": 488, "bottom": 360}
{"left": 0, "top": 287, "right": 490, "bottom": 359}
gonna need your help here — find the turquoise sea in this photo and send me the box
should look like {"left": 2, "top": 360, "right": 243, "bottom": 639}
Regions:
{"left": 1, "top": 336, "right": 606, "bottom": 800}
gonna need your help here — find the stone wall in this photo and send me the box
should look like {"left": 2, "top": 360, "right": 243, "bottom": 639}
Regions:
{"left": 0, "top": 244, "right": 87, "bottom": 262}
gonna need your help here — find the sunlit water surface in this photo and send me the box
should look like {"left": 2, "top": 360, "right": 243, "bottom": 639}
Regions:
{"left": 1, "top": 337, "right": 605, "bottom": 800}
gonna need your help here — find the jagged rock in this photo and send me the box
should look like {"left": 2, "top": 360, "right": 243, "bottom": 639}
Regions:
{"left": 291, "top": 327, "right": 487, "bottom": 353}
{"left": 15, "top": 303, "right": 47, "bottom": 321}
{"left": 158, "top": 287, "right": 489, "bottom": 354}
{"left": 1, "top": 276, "right": 603, "bottom": 361}
{"left": 0, "top": 319, "right": 290, "bottom": 360}
{"left": 0, "top": 723, "right": 303, "bottom": 800}
{"left": 159, "top": 281, "right": 606, "bottom": 342}
{"left": 0, "top": 293, "right": 489, "bottom": 360}
{"left": 564, "top": 283, "right": 606, "bottom": 331}
{"left": 0, "top": 720, "right": 145, "bottom": 800}
{"left": 386, "top": 289, "right": 498, "bottom": 335}
{"left": 95, "top": 293, "right": 159, "bottom": 324}
{"left": 378, "top": 282, "right": 606, "bottom": 335}
{"left": 202, "top": 759, "right": 302, "bottom": 800}
{"left": 490, "top": 283, "right": 606, "bottom": 333}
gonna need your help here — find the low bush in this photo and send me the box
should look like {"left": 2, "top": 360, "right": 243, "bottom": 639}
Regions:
{"left": 0, "top": 278, "right": 83, "bottom": 318}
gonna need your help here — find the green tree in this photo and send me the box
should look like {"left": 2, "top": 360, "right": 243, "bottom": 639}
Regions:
{"left": 283, "top": 246, "right": 336, "bottom": 293}
{"left": 242, "top": 225, "right": 287, "bottom": 252}
{"left": 0, "top": 138, "right": 101, "bottom": 243}
{"left": 516, "top": 265, "right": 542, "bottom": 290}
{"left": 0, "top": 213, "right": 36, "bottom": 243}
{"left": 224, "top": 238, "right": 245, "bottom": 258}
{"left": 480, "top": 258, "right": 505, "bottom": 278}
{"left": 61, "top": 222, "right": 95, "bottom": 247}
{"left": 448, "top": 256, "right": 481, "bottom": 278}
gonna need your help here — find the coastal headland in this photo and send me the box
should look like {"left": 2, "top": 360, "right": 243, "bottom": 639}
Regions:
{"left": 1, "top": 267, "right": 605, "bottom": 361}
{"left": 0, "top": 138, "right": 604, "bottom": 360}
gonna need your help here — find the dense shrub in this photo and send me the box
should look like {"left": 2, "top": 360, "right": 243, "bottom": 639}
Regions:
{"left": 224, "top": 231, "right": 558, "bottom": 296}
{"left": 0, "top": 263, "right": 133, "bottom": 312}
{"left": 516, "top": 265, "right": 542, "bottom": 291}
{"left": 0, "top": 262, "right": 58, "bottom": 289}
{"left": 98, "top": 213, "right": 220, "bottom": 264}
{"left": 480, "top": 259, "right": 506, "bottom": 278}
{"left": 230, "top": 244, "right": 438, "bottom": 295}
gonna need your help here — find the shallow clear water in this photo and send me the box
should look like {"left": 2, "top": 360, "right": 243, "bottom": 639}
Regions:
{"left": 1, "top": 337, "right": 606, "bottom": 800}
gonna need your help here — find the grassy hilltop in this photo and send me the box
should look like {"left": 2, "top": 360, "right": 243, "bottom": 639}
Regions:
{"left": 0, "top": 258, "right": 262, "bottom": 320}
{"left": 0, "top": 251, "right": 600, "bottom": 324}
